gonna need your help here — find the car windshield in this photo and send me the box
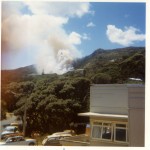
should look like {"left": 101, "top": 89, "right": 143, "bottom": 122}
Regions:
{"left": 1, "top": 136, "right": 9, "bottom": 142}
{"left": 5, "top": 137, "right": 15, "bottom": 143}
{"left": 5, "top": 136, "right": 24, "bottom": 143}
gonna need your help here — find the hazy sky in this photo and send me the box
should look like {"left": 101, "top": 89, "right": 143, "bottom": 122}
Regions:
{"left": 1, "top": 2, "right": 145, "bottom": 73}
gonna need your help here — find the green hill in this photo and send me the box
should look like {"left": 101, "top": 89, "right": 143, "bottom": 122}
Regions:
{"left": 1, "top": 46, "right": 145, "bottom": 85}
{"left": 1, "top": 46, "right": 145, "bottom": 135}
{"left": 71, "top": 46, "right": 145, "bottom": 83}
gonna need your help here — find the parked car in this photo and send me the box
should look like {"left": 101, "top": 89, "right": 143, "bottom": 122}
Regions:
{"left": 42, "top": 133, "right": 72, "bottom": 146}
{"left": 1, "top": 126, "right": 19, "bottom": 139}
{"left": 1, "top": 132, "right": 24, "bottom": 141}
{"left": 52, "top": 130, "right": 75, "bottom": 136}
{"left": 10, "top": 122, "right": 19, "bottom": 126}
{"left": 0, "top": 136, "right": 36, "bottom": 146}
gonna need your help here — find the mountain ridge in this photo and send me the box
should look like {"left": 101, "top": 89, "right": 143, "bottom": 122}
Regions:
{"left": 73, "top": 46, "right": 145, "bottom": 69}
{"left": 1, "top": 46, "right": 145, "bottom": 84}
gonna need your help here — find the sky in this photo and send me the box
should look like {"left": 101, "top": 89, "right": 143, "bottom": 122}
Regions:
{"left": 1, "top": 1, "right": 146, "bottom": 74}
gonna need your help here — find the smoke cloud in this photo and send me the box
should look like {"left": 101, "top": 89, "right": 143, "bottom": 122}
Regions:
{"left": 2, "top": 2, "right": 91, "bottom": 74}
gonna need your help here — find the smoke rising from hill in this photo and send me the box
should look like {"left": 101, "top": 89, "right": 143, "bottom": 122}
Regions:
{"left": 2, "top": 2, "right": 91, "bottom": 74}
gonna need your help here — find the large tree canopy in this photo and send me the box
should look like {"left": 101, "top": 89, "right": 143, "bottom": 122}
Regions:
{"left": 2, "top": 77, "right": 90, "bottom": 136}
{"left": 1, "top": 47, "right": 145, "bottom": 136}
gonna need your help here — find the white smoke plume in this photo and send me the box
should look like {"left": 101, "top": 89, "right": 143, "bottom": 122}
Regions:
{"left": 2, "top": 2, "right": 91, "bottom": 74}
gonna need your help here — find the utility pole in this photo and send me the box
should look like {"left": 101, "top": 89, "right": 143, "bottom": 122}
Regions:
{"left": 23, "top": 98, "right": 27, "bottom": 137}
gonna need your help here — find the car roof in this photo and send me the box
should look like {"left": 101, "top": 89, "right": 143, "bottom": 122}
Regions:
{"left": 47, "top": 133, "right": 72, "bottom": 138}
{"left": 52, "top": 131, "right": 73, "bottom": 135}
{"left": 47, "top": 135, "right": 60, "bottom": 138}
{"left": 5, "top": 126, "right": 17, "bottom": 129}
{"left": 10, "top": 122, "right": 19, "bottom": 125}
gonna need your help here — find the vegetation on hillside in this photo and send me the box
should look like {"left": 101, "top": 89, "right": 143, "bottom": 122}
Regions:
{"left": 1, "top": 47, "right": 145, "bottom": 136}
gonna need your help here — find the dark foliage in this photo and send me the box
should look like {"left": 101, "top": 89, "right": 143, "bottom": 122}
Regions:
{"left": 1, "top": 47, "right": 145, "bottom": 136}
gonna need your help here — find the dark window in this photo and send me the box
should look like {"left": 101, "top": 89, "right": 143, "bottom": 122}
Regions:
{"left": 116, "top": 129, "right": 126, "bottom": 142}
{"left": 102, "top": 127, "right": 112, "bottom": 140}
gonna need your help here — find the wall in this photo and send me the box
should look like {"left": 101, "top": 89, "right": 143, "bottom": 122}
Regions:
{"left": 90, "top": 140, "right": 128, "bottom": 146}
{"left": 128, "top": 85, "right": 145, "bottom": 146}
{"left": 89, "top": 84, "right": 145, "bottom": 147}
{"left": 90, "top": 84, "right": 128, "bottom": 115}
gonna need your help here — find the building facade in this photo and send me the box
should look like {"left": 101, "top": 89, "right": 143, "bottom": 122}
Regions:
{"left": 79, "top": 84, "right": 145, "bottom": 146}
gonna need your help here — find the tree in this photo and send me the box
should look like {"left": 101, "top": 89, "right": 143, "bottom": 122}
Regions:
{"left": 1, "top": 100, "right": 7, "bottom": 120}
{"left": 11, "top": 81, "right": 35, "bottom": 136}
{"left": 91, "top": 73, "right": 112, "bottom": 84}
{"left": 119, "top": 53, "right": 145, "bottom": 81}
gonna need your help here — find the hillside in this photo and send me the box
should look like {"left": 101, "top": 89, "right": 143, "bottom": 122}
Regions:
{"left": 1, "top": 65, "right": 37, "bottom": 85}
{"left": 1, "top": 46, "right": 145, "bottom": 85}
{"left": 71, "top": 46, "right": 145, "bottom": 83}
{"left": 1, "top": 46, "right": 145, "bottom": 135}
{"left": 73, "top": 46, "right": 144, "bottom": 69}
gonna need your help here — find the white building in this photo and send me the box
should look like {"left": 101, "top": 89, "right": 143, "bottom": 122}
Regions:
{"left": 79, "top": 84, "right": 145, "bottom": 146}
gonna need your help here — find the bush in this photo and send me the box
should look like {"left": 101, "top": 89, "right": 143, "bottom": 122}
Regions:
{"left": 91, "top": 73, "right": 112, "bottom": 84}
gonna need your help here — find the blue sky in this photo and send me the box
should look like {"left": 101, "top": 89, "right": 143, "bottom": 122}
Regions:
{"left": 65, "top": 2, "right": 145, "bottom": 55}
{"left": 1, "top": 2, "right": 146, "bottom": 73}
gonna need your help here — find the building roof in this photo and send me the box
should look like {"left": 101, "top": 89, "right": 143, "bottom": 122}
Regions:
{"left": 78, "top": 112, "right": 128, "bottom": 119}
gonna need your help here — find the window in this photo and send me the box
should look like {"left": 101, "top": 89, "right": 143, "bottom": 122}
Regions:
{"left": 92, "top": 125, "right": 102, "bottom": 138}
{"left": 114, "top": 123, "right": 128, "bottom": 142}
{"left": 6, "top": 137, "right": 16, "bottom": 143}
{"left": 18, "top": 137, "right": 25, "bottom": 141}
{"left": 92, "top": 121, "right": 112, "bottom": 141}
{"left": 91, "top": 121, "right": 128, "bottom": 143}
{"left": 102, "top": 123, "right": 112, "bottom": 140}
